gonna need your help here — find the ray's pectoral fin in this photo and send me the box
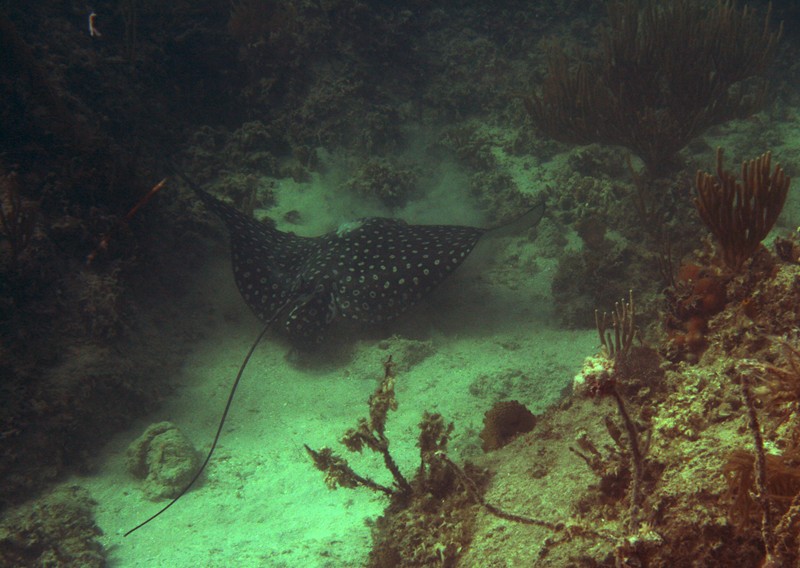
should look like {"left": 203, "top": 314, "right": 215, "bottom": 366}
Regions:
{"left": 283, "top": 284, "right": 337, "bottom": 345}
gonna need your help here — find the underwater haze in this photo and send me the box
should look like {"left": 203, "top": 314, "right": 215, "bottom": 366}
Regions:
{"left": 2, "top": 1, "right": 800, "bottom": 567}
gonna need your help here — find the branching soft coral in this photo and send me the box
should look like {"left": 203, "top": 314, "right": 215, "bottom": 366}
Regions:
{"left": 527, "top": 0, "right": 782, "bottom": 175}
{"left": 305, "top": 355, "right": 413, "bottom": 497}
{"left": 695, "top": 148, "right": 791, "bottom": 272}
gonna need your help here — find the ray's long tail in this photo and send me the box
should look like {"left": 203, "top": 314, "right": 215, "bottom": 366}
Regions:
{"left": 124, "top": 299, "right": 291, "bottom": 537}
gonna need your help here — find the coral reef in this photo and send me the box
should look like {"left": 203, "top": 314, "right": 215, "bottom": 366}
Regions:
{"left": 663, "top": 260, "right": 729, "bottom": 362}
{"left": 1, "top": 0, "right": 799, "bottom": 566}
{"left": 372, "top": 214, "right": 800, "bottom": 566}
{"left": 343, "top": 158, "right": 420, "bottom": 210}
{"left": 0, "top": 171, "right": 38, "bottom": 267}
{"left": 542, "top": 147, "right": 681, "bottom": 328}
{"left": 527, "top": 0, "right": 782, "bottom": 175}
{"left": 459, "top": 201, "right": 800, "bottom": 567}
{"left": 0, "top": 486, "right": 105, "bottom": 567}
{"left": 665, "top": 146, "right": 793, "bottom": 363}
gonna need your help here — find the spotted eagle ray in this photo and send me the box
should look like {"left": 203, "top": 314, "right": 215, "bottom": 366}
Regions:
{"left": 199, "top": 188, "right": 512, "bottom": 345}
{"left": 125, "top": 174, "right": 545, "bottom": 535}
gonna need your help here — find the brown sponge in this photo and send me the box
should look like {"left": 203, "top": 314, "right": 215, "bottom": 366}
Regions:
{"left": 479, "top": 400, "right": 536, "bottom": 452}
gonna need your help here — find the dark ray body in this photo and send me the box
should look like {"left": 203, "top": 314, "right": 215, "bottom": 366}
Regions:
{"left": 193, "top": 187, "right": 496, "bottom": 344}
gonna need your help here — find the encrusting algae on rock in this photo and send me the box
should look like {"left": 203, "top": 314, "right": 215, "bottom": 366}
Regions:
{"left": 126, "top": 422, "right": 201, "bottom": 501}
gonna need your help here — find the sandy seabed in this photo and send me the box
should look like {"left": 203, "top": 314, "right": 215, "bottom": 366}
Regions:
{"left": 74, "top": 245, "right": 594, "bottom": 567}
